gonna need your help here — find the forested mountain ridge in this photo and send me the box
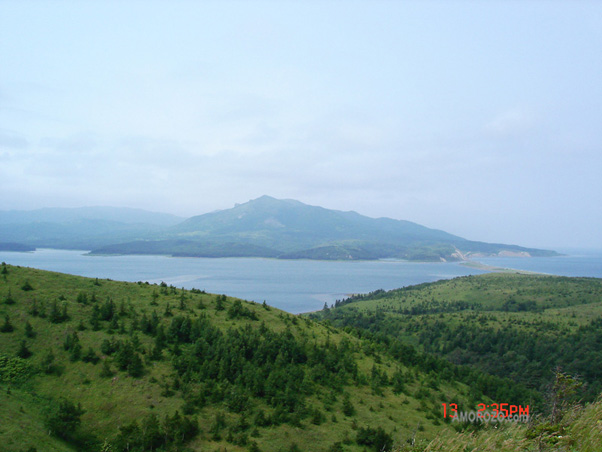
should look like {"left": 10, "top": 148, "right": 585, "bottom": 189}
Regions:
{"left": 90, "top": 196, "right": 558, "bottom": 261}
{"left": 0, "top": 264, "right": 541, "bottom": 452}
{"left": 0, "top": 197, "right": 557, "bottom": 260}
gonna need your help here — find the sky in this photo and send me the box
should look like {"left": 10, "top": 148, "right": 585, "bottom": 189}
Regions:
{"left": 1, "top": 1, "right": 601, "bottom": 250}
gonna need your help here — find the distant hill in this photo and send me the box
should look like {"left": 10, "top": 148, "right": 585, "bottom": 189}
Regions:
{"left": 91, "top": 196, "right": 558, "bottom": 261}
{"left": 0, "top": 198, "right": 558, "bottom": 260}
{"left": 0, "top": 206, "right": 184, "bottom": 250}
{"left": 0, "top": 206, "right": 184, "bottom": 226}
{"left": 0, "top": 242, "right": 35, "bottom": 252}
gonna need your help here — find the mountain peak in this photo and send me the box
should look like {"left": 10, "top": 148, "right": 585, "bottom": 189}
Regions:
{"left": 246, "top": 195, "right": 300, "bottom": 206}
{"left": 253, "top": 195, "right": 277, "bottom": 202}
{"left": 89, "top": 197, "right": 558, "bottom": 261}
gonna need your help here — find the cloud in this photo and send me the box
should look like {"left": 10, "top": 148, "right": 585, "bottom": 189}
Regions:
{"left": 0, "top": 131, "right": 29, "bottom": 150}
{"left": 39, "top": 133, "right": 98, "bottom": 154}
{"left": 485, "top": 108, "right": 535, "bottom": 136}
{"left": 0, "top": 2, "right": 601, "bottom": 248}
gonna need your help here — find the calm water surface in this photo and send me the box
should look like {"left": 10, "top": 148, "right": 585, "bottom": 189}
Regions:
{"left": 2, "top": 249, "right": 599, "bottom": 313}
{"left": 474, "top": 251, "right": 602, "bottom": 278}
{"left": 0, "top": 249, "right": 491, "bottom": 313}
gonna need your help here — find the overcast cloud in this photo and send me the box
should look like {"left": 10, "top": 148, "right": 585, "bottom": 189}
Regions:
{"left": 1, "top": 1, "right": 601, "bottom": 249}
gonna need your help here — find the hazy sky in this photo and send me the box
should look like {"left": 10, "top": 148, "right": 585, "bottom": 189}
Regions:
{"left": 1, "top": 1, "right": 601, "bottom": 249}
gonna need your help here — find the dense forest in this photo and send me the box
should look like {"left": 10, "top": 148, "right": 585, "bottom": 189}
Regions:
{"left": 314, "top": 274, "right": 602, "bottom": 401}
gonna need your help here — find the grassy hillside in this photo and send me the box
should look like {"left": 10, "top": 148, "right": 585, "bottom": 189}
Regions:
{"left": 2, "top": 264, "right": 599, "bottom": 451}
{"left": 0, "top": 263, "right": 526, "bottom": 452}
{"left": 425, "top": 393, "right": 602, "bottom": 452}
{"left": 313, "top": 273, "right": 602, "bottom": 401}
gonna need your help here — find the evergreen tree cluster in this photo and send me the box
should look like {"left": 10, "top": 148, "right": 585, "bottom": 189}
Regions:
{"left": 160, "top": 315, "right": 360, "bottom": 416}
{"left": 322, "top": 302, "right": 602, "bottom": 402}
{"left": 113, "top": 411, "right": 198, "bottom": 452}
{"left": 320, "top": 310, "right": 542, "bottom": 408}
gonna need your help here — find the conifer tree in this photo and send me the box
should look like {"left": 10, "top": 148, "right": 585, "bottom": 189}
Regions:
{"left": 69, "top": 342, "right": 82, "bottom": 362}
{"left": 24, "top": 320, "right": 36, "bottom": 338}
{"left": 61, "top": 302, "right": 69, "bottom": 321}
{"left": 29, "top": 298, "right": 39, "bottom": 316}
{"left": 82, "top": 347, "right": 99, "bottom": 364}
{"left": 41, "top": 350, "right": 57, "bottom": 374}
{"left": 127, "top": 353, "right": 144, "bottom": 378}
{"left": 342, "top": 394, "right": 355, "bottom": 416}
{"left": 17, "top": 340, "right": 32, "bottom": 359}
{"left": 48, "top": 300, "right": 61, "bottom": 323}
{"left": 21, "top": 280, "right": 34, "bottom": 291}
{"left": 0, "top": 315, "right": 14, "bottom": 333}
{"left": 90, "top": 307, "right": 101, "bottom": 331}
{"left": 108, "top": 315, "right": 119, "bottom": 332}
{"left": 45, "top": 399, "right": 85, "bottom": 440}
{"left": 100, "top": 359, "right": 114, "bottom": 378}
{"left": 4, "top": 289, "right": 15, "bottom": 304}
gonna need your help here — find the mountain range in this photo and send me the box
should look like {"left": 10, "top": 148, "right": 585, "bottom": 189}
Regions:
{"left": 0, "top": 206, "right": 184, "bottom": 251}
{"left": 0, "top": 196, "right": 558, "bottom": 261}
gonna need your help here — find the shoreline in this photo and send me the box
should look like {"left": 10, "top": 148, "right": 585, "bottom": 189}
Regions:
{"left": 460, "top": 260, "right": 546, "bottom": 275}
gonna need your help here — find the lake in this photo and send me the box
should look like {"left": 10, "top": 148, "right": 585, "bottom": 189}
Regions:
{"left": 1, "top": 249, "right": 599, "bottom": 313}
{"left": 0, "top": 249, "right": 490, "bottom": 313}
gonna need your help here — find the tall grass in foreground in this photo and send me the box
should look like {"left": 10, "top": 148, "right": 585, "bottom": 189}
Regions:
{"left": 422, "top": 396, "right": 602, "bottom": 452}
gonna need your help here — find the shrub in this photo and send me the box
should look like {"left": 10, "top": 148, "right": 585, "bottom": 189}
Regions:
{"left": 356, "top": 426, "right": 393, "bottom": 452}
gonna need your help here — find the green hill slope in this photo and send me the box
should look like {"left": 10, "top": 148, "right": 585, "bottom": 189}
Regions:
{"left": 425, "top": 393, "right": 602, "bottom": 452}
{"left": 2, "top": 264, "right": 599, "bottom": 451}
{"left": 0, "top": 263, "right": 536, "bottom": 452}
{"left": 313, "top": 273, "right": 602, "bottom": 401}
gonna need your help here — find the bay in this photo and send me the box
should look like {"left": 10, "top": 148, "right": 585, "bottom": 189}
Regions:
{"left": 474, "top": 250, "right": 602, "bottom": 278}
{"left": 0, "top": 249, "right": 489, "bottom": 313}
{"left": 3, "top": 249, "right": 599, "bottom": 313}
